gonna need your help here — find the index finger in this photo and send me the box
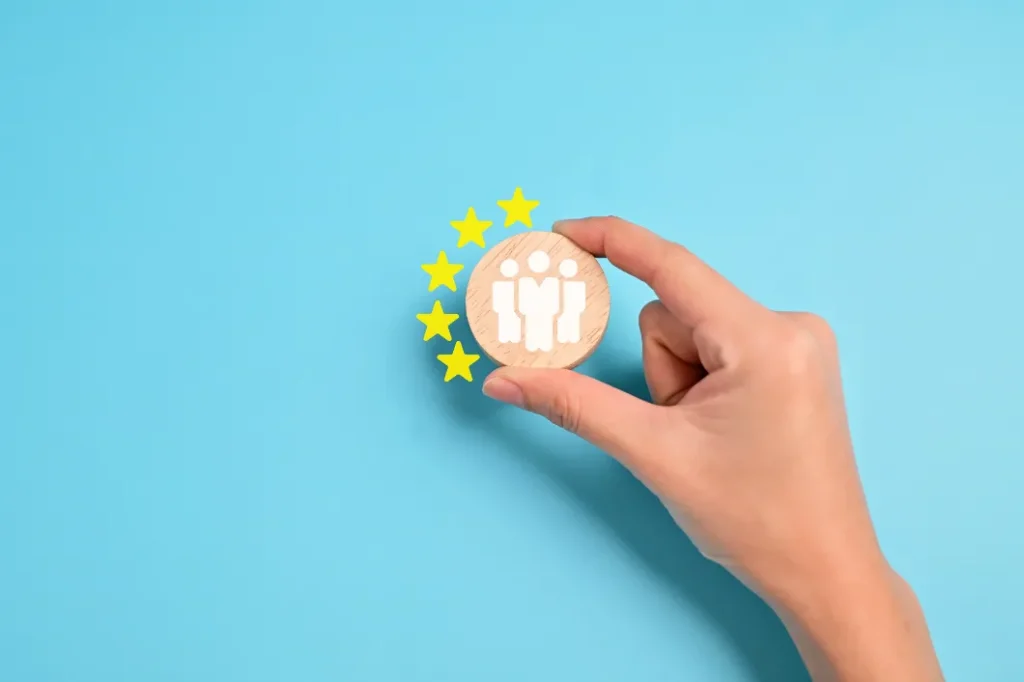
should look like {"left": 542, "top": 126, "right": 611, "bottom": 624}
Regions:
{"left": 553, "top": 216, "right": 762, "bottom": 328}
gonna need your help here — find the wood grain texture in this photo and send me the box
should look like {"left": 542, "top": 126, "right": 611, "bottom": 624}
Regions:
{"left": 465, "top": 231, "right": 610, "bottom": 369}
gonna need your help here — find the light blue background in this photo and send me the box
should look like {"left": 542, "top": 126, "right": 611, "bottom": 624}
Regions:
{"left": 2, "top": 1, "right": 1022, "bottom": 680}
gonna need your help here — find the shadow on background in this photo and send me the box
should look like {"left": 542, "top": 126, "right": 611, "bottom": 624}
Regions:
{"left": 414, "top": 296, "right": 810, "bottom": 682}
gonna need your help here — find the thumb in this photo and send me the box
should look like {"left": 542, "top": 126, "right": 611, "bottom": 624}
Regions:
{"left": 482, "top": 366, "right": 660, "bottom": 467}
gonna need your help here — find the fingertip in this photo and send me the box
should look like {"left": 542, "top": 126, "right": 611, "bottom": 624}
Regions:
{"left": 484, "top": 365, "right": 530, "bottom": 383}
{"left": 481, "top": 373, "right": 525, "bottom": 407}
{"left": 552, "top": 217, "right": 607, "bottom": 257}
{"left": 551, "top": 218, "right": 583, "bottom": 238}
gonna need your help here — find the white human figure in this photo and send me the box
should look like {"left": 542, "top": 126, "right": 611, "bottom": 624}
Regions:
{"left": 557, "top": 259, "right": 586, "bottom": 343}
{"left": 492, "top": 259, "right": 521, "bottom": 343}
{"left": 517, "top": 250, "right": 559, "bottom": 352}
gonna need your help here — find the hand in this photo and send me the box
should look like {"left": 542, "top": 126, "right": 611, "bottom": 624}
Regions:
{"left": 481, "top": 217, "right": 943, "bottom": 682}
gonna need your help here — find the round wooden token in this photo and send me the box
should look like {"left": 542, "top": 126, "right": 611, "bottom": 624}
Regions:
{"left": 465, "top": 231, "right": 610, "bottom": 369}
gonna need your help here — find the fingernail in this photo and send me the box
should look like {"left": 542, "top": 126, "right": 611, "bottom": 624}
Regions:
{"left": 552, "top": 219, "right": 580, "bottom": 233}
{"left": 482, "top": 376, "right": 525, "bottom": 407}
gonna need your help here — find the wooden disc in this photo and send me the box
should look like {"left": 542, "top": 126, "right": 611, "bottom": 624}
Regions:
{"left": 465, "top": 231, "right": 610, "bottom": 369}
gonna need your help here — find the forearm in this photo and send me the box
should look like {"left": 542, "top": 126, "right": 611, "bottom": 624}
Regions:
{"left": 773, "top": 564, "right": 943, "bottom": 682}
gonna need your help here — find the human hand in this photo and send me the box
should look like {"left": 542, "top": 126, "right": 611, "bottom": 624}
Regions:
{"left": 481, "top": 217, "right": 942, "bottom": 682}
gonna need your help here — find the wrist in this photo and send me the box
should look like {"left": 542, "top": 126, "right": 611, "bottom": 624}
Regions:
{"left": 780, "top": 557, "right": 901, "bottom": 643}
{"left": 776, "top": 547, "right": 897, "bottom": 632}
{"left": 771, "top": 559, "right": 943, "bottom": 681}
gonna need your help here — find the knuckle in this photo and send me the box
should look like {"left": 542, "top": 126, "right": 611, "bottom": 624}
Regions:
{"left": 648, "top": 245, "right": 682, "bottom": 293}
{"left": 795, "top": 312, "right": 837, "bottom": 348}
{"left": 776, "top": 324, "right": 824, "bottom": 378}
{"left": 546, "top": 392, "right": 583, "bottom": 434}
{"left": 638, "top": 301, "right": 663, "bottom": 333}
{"left": 601, "top": 215, "right": 632, "bottom": 242}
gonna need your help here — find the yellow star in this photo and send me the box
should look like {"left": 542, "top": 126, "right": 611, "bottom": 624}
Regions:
{"left": 450, "top": 207, "right": 492, "bottom": 248}
{"left": 497, "top": 187, "right": 540, "bottom": 228}
{"left": 421, "top": 251, "right": 464, "bottom": 292}
{"left": 437, "top": 341, "right": 480, "bottom": 382}
{"left": 416, "top": 300, "right": 460, "bottom": 341}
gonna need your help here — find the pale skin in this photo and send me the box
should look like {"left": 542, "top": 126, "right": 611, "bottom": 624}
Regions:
{"left": 481, "top": 217, "right": 944, "bottom": 682}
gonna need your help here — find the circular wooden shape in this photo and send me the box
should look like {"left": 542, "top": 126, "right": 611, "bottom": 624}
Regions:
{"left": 465, "top": 231, "right": 611, "bottom": 369}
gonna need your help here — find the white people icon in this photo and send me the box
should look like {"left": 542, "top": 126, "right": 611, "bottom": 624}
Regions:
{"left": 491, "top": 250, "right": 587, "bottom": 352}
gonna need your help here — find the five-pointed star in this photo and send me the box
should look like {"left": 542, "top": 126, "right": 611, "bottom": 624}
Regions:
{"left": 437, "top": 341, "right": 480, "bottom": 382}
{"left": 421, "top": 251, "right": 464, "bottom": 292}
{"left": 450, "top": 207, "right": 492, "bottom": 248}
{"left": 416, "top": 300, "right": 460, "bottom": 341}
{"left": 497, "top": 187, "right": 540, "bottom": 227}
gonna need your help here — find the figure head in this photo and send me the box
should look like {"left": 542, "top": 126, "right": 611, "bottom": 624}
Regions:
{"left": 558, "top": 259, "right": 578, "bottom": 278}
{"left": 499, "top": 259, "right": 519, "bottom": 278}
{"left": 527, "top": 250, "right": 550, "bottom": 273}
